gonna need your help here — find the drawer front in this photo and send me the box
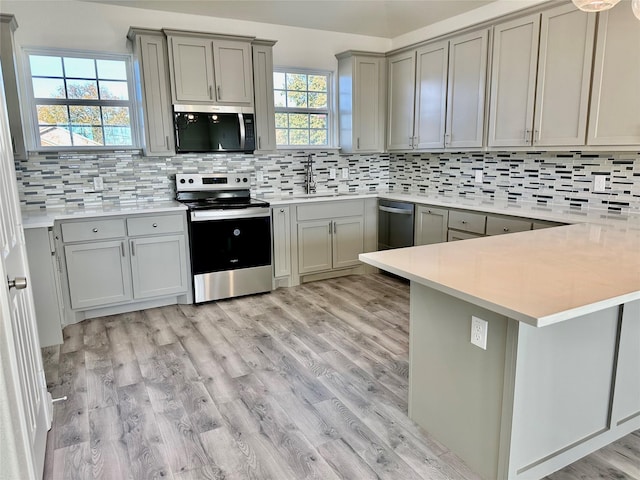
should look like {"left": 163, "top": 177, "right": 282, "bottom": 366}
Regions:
{"left": 448, "top": 210, "right": 486, "bottom": 234}
{"left": 127, "top": 214, "right": 185, "bottom": 236}
{"left": 297, "top": 200, "right": 364, "bottom": 221}
{"left": 447, "top": 230, "right": 483, "bottom": 242}
{"left": 61, "top": 219, "right": 126, "bottom": 242}
{"left": 486, "top": 216, "right": 532, "bottom": 235}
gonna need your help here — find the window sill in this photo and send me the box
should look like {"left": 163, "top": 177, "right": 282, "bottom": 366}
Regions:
{"left": 276, "top": 146, "right": 342, "bottom": 152}
{"left": 27, "top": 147, "right": 143, "bottom": 158}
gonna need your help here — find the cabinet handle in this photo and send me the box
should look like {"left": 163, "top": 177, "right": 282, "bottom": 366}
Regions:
{"left": 11, "top": 136, "right": 16, "bottom": 154}
{"left": 280, "top": 208, "right": 284, "bottom": 213}
{"left": 461, "top": 220, "right": 467, "bottom": 224}
{"left": 534, "top": 129, "right": 539, "bottom": 144}
{"left": 329, "top": 221, "right": 332, "bottom": 235}
{"left": 120, "top": 242, "right": 125, "bottom": 257}
{"left": 130, "top": 240, "right": 135, "bottom": 256}
{"left": 217, "top": 86, "right": 222, "bottom": 99}
{"left": 258, "top": 136, "right": 262, "bottom": 150}
{"left": 209, "top": 85, "right": 213, "bottom": 99}
{"left": 444, "top": 132, "right": 450, "bottom": 146}
{"left": 165, "top": 136, "right": 170, "bottom": 150}
{"left": 357, "top": 137, "right": 360, "bottom": 149}
{"left": 503, "top": 227, "right": 510, "bottom": 232}
{"left": 92, "top": 228, "right": 98, "bottom": 233}
{"left": 333, "top": 221, "right": 337, "bottom": 234}
{"left": 525, "top": 129, "right": 532, "bottom": 143}
{"left": 152, "top": 223, "right": 158, "bottom": 228}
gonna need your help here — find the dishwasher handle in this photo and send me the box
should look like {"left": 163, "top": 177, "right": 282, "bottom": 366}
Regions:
{"left": 378, "top": 205, "right": 413, "bottom": 215}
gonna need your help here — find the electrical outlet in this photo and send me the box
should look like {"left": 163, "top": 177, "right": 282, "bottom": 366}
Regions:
{"left": 593, "top": 175, "right": 606, "bottom": 193}
{"left": 474, "top": 170, "right": 483, "bottom": 183}
{"left": 341, "top": 167, "right": 349, "bottom": 180}
{"left": 93, "top": 176, "right": 104, "bottom": 191}
{"left": 329, "top": 168, "right": 337, "bottom": 180}
{"left": 471, "top": 316, "right": 488, "bottom": 350}
{"left": 256, "top": 170, "right": 264, "bottom": 183}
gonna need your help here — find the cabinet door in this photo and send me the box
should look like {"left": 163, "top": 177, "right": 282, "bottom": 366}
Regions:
{"left": 354, "top": 56, "right": 385, "bottom": 152}
{"left": 212, "top": 40, "right": 253, "bottom": 105}
{"left": 137, "top": 33, "right": 174, "bottom": 155}
{"left": 0, "top": 16, "right": 26, "bottom": 160}
{"left": 588, "top": 6, "right": 640, "bottom": 146}
{"left": 414, "top": 41, "right": 448, "bottom": 149}
{"left": 332, "top": 217, "right": 364, "bottom": 270}
{"left": 488, "top": 15, "right": 539, "bottom": 147}
{"left": 387, "top": 51, "right": 416, "bottom": 150}
{"left": 169, "top": 36, "right": 215, "bottom": 103}
{"left": 415, "top": 206, "right": 448, "bottom": 245}
{"left": 446, "top": 30, "right": 488, "bottom": 148}
{"left": 272, "top": 206, "right": 291, "bottom": 277}
{"left": 252, "top": 44, "right": 277, "bottom": 151}
{"left": 64, "top": 240, "right": 132, "bottom": 310}
{"left": 535, "top": 5, "right": 595, "bottom": 147}
{"left": 297, "top": 220, "right": 332, "bottom": 274}
{"left": 130, "top": 235, "right": 188, "bottom": 299}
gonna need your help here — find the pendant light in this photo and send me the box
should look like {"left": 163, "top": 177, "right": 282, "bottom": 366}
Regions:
{"left": 633, "top": 0, "right": 640, "bottom": 19}
{"left": 572, "top": 0, "right": 621, "bottom": 12}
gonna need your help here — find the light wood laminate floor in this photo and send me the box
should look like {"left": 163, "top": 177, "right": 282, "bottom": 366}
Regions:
{"left": 42, "top": 274, "right": 640, "bottom": 480}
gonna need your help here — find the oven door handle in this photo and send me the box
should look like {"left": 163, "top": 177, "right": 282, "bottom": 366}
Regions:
{"left": 190, "top": 208, "right": 270, "bottom": 221}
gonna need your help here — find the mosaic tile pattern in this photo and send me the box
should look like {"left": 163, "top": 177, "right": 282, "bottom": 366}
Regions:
{"left": 15, "top": 151, "right": 389, "bottom": 209}
{"left": 389, "top": 151, "right": 640, "bottom": 214}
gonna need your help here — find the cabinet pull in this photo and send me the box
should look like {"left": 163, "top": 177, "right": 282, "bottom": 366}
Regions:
{"left": 209, "top": 85, "right": 213, "bottom": 99}
{"left": 152, "top": 223, "right": 158, "bottom": 228}
{"left": 165, "top": 136, "right": 170, "bottom": 150}
{"left": 11, "top": 136, "right": 16, "bottom": 154}
{"left": 503, "top": 227, "right": 510, "bottom": 232}
{"left": 280, "top": 208, "right": 284, "bottom": 213}
{"left": 217, "top": 86, "right": 222, "bottom": 99}
{"left": 130, "top": 240, "right": 135, "bottom": 256}
{"left": 534, "top": 129, "right": 539, "bottom": 144}
{"left": 92, "top": 228, "right": 98, "bottom": 233}
{"left": 444, "top": 132, "right": 450, "bottom": 146}
{"left": 258, "top": 136, "right": 262, "bottom": 149}
{"left": 461, "top": 220, "right": 467, "bottom": 224}
{"left": 525, "top": 129, "right": 532, "bottom": 143}
{"left": 329, "top": 221, "right": 332, "bottom": 235}
{"left": 357, "top": 137, "right": 360, "bottom": 149}
{"left": 333, "top": 221, "right": 337, "bottom": 234}
{"left": 120, "top": 242, "right": 125, "bottom": 257}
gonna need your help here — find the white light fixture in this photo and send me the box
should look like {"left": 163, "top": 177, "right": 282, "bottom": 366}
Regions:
{"left": 572, "top": 0, "right": 621, "bottom": 12}
{"left": 633, "top": 0, "right": 640, "bottom": 19}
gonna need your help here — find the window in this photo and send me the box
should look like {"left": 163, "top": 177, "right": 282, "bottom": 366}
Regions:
{"left": 24, "top": 50, "right": 138, "bottom": 150}
{"left": 273, "top": 69, "right": 331, "bottom": 147}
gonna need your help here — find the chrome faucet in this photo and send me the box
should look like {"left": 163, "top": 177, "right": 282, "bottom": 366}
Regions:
{"left": 304, "top": 154, "right": 316, "bottom": 194}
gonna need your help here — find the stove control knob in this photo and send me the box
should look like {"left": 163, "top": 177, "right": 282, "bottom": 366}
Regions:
{"left": 188, "top": 179, "right": 194, "bottom": 184}
{"left": 180, "top": 179, "right": 186, "bottom": 184}
{"left": 235, "top": 178, "right": 241, "bottom": 183}
{"left": 243, "top": 177, "right": 248, "bottom": 183}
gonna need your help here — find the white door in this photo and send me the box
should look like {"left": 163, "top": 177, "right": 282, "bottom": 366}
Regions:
{"left": 0, "top": 70, "right": 51, "bottom": 478}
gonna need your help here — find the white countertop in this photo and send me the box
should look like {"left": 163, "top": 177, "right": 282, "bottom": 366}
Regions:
{"left": 21, "top": 201, "right": 187, "bottom": 229}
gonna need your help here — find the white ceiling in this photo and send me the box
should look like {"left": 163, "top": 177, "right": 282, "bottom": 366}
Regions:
{"left": 84, "top": 0, "right": 498, "bottom": 38}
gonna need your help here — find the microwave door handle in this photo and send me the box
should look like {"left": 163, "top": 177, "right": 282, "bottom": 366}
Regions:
{"left": 238, "top": 113, "right": 246, "bottom": 150}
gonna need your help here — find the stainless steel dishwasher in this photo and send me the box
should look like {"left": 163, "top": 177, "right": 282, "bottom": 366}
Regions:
{"left": 378, "top": 199, "right": 415, "bottom": 250}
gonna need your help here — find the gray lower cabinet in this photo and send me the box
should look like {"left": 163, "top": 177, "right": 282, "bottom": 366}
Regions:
{"left": 447, "top": 230, "right": 483, "bottom": 242}
{"left": 272, "top": 206, "right": 291, "bottom": 278}
{"left": 130, "top": 235, "right": 188, "bottom": 299}
{"left": 415, "top": 205, "right": 448, "bottom": 245}
{"left": 332, "top": 217, "right": 364, "bottom": 269}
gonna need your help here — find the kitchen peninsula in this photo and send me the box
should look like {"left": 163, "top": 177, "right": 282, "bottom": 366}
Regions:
{"left": 359, "top": 218, "right": 640, "bottom": 480}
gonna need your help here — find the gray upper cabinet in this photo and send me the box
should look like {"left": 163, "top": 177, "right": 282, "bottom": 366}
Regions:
{"left": 387, "top": 29, "right": 488, "bottom": 151}
{"left": 489, "top": 5, "right": 595, "bottom": 147}
{"left": 166, "top": 31, "right": 254, "bottom": 106}
{"left": 588, "top": 4, "right": 640, "bottom": 146}
{"left": 0, "top": 15, "right": 27, "bottom": 160}
{"left": 252, "top": 41, "right": 277, "bottom": 152}
{"left": 337, "top": 51, "right": 386, "bottom": 153}
{"left": 128, "top": 28, "right": 174, "bottom": 156}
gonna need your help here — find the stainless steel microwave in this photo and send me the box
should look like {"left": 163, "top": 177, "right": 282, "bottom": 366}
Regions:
{"left": 173, "top": 105, "right": 255, "bottom": 153}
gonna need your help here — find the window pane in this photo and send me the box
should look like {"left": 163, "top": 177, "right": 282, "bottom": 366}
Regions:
{"left": 289, "top": 114, "right": 309, "bottom": 129}
{"left": 276, "top": 129, "right": 288, "bottom": 145}
{"left": 102, "top": 106, "right": 130, "bottom": 126}
{"left": 104, "top": 126, "right": 132, "bottom": 145}
{"left": 30, "top": 55, "right": 63, "bottom": 77}
{"left": 275, "top": 113, "right": 288, "bottom": 128}
{"left": 37, "top": 105, "right": 69, "bottom": 125}
{"left": 310, "top": 114, "right": 327, "bottom": 129}
{"left": 286, "top": 73, "right": 306, "bottom": 91}
{"left": 32, "top": 78, "right": 66, "bottom": 99}
{"left": 308, "top": 75, "right": 327, "bottom": 92}
{"left": 71, "top": 126, "right": 103, "bottom": 145}
{"left": 99, "top": 80, "right": 129, "bottom": 100}
{"left": 67, "top": 80, "right": 99, "bottom": 99}
{"left": 273, "top": 72, "right": 285, "bottom": 90}
{"left": 287, "top": 91, "right": 307, "bottom": 108}
{"left": 70, "top": 105, "right": 101, "bottom": 124}
{"left": 64, "top": 57, "right": 96, "bottom": 78}
{"left": 274, "top": 90, "right": 286, "bottom": 108}
{"left": 39, "top": 125, "right": 71, "bottom": 146}
{"left": 289, "top": 129, "right": 310, "bottom": 145}
{"left": 310, "top": 130, "right": 327, "bottom": 145}
{"left": 308, "top": 93, "right": 327, "bottom": 109}
{"left": 96, "top": 60, "right": 127, "bottom": 80}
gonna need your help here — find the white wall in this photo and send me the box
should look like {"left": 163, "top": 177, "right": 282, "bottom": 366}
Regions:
{"left": 0, "top": 0, "right": 390, "bottom": 71}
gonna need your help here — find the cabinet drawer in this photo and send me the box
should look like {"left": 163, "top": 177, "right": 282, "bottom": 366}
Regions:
{"left": 486, "top": 216, "right": 532, "bottom": 235}
{"left": 127, "top": 214, "right": 185, "bottom": 236}
{"left": 447, "top": 230, "right": 483, "bottom": 242}
{"left": 448, "top": 210, "right": 486, "bottom": 234}
{"left": 61, "top": 219, "right": 126, "bottom": 242}
{"left": 297, "top": 200, "right": 364, "bottom": 221}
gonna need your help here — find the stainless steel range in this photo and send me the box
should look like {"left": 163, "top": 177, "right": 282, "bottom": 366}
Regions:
{"left": 175, "top": 173, "right": 272, "bottom": 303}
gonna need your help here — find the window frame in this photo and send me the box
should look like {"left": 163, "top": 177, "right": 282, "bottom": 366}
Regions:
{"left": 273, "top": 67, "right": 334, "bottom": 149}
{"left": 22, "top": 47, "right": 141, "bottom": 153}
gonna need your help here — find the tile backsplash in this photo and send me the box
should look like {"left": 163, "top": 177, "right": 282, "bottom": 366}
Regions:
{"left": 14, "top": 149, "right": 640, "bottom": 214}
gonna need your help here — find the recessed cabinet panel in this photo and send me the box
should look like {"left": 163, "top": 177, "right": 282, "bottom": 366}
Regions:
{"left": 354, "top": 57, "right": 383, "bottom": 152}
{"left": 252, "top": 43, "right": 277, "bottom": 151}
{"left": 387, "top": 52, "right": 416, "bottom": 150}
{"left": 415, "top": 42, "right": 448, "bottom": 149}
{"left": 169, "top": 36, "right": 215, "bottom": 103}
{"left": 446, "top": 30, "right": 488, "bottom": 148}
{"left": 332, "top": 217, "right": 364, "bottom": 269}
{"left": 272, "top": 206, "right": 291, "bottom": 277}
{"left": 130, "top": 235, "right": 188, "bottom": 299}
{"left": 588, "top": 6, "right": 640, "bottom": 146}
{"left": 415, "top": 206, "right": 448, "bottom": 245}
{"left": 212, "top": 40, "right": 253, "bottom": 104}
{"left": 488, "top": 15, "right": 539, "bottom": 147}
{"left": 297, "top": 221, "right": 332, "bottom": 274}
